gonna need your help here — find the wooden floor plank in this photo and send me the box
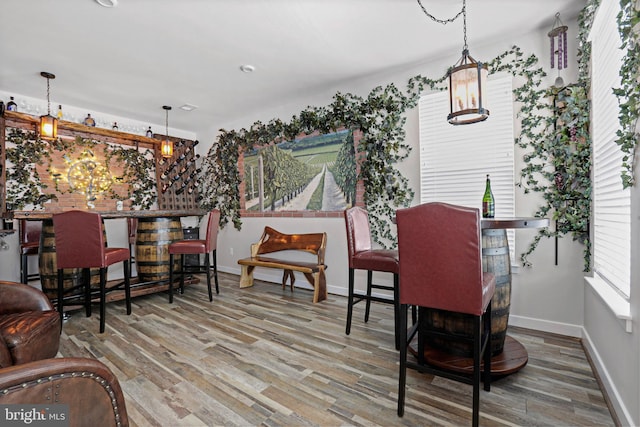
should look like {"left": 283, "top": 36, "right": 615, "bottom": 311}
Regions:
{"left": 57, "top": 272, "right": 616, "bottom": 426}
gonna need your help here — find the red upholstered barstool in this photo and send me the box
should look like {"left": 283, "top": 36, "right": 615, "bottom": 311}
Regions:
{"left": 396, "top": 202, "right": 496, "bottom": 427}
{"left": 53, "top": 210, "right": 132, "bottom": 334}
{"left": 344, "top": 206, "right": 400, "bottom": 349}
{"left": 19, "top": 220, "right": 42, "bottom": 284}
{"left": 168, "top": 210, "right": 220, "bottom": 303}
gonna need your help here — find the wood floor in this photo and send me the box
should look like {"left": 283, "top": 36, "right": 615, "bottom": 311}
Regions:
{"left": 57, "top": 272, "right": 616, "bottom": 426}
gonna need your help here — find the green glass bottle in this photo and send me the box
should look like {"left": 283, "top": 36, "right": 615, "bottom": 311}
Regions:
{"left": 482, "top": 174, "right": 495, "bottom": 218}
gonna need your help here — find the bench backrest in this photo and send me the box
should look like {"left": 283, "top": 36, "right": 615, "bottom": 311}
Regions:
{"left": 252, "top": 226, "right": 326, "bottom": 265}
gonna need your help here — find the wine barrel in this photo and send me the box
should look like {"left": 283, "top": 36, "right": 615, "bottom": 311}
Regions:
{"left": 422, "top": 227, "right": 511, "bottom": 357}
{"left": 38, "top": 219, "right": 102, "bottom": 302}
{"left": 135, "top": 217, "right": 183, "bottom": 282}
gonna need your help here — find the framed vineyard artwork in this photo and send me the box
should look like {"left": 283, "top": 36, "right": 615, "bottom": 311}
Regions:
{"left": 239, "top": 129, "right": 364, "bottom": 218}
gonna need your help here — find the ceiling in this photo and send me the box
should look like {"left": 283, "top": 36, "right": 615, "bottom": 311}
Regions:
{"left": 0, "top": 0, "right": 586, "bottom": 135}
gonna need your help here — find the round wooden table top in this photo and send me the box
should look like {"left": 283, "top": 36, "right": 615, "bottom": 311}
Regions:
{"left": 481, "top": 217, "right": 549, "bottom": 229}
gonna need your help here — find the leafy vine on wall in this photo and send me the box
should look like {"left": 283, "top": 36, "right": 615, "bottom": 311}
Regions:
{"left": 5, "top": 128, "right": 157, "bottom": 210}
{"left": 199, "top": 45, "right": 580, "bottom": 256}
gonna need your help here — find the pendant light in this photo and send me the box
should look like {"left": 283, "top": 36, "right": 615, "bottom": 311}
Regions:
{"left": 39, "top": 71, "right": 58, "bottom": 139}
{"left": 161, "top": 105, "right": 173, "bottom": 158}
{"left": 446, "top": 0, "right": 489, "bottom": 125}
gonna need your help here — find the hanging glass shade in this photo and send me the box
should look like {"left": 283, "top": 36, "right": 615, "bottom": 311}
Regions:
{"left": 447, "top": 49, "right": 489, "bottom": 125}
{"left": 161, "top": 105, "right": 173, "bottom": 158}
{"left": 39, "top": 71, "right": 58, "bottom": 139}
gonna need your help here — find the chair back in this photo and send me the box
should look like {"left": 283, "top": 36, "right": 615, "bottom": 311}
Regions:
{"left": 396, "top": 202, "right": 484, "bottom": 316}
{"left": 127, "top": 218, "right": 138, "bottom": 245}
{"left": 204, "top": 209, "right": 221, "bottom": 252}
{"left": 19, "top": 219, "right": 42, "bottom": 246}
{"left": 53, "top": 211, "right": 106, "bottom": 269}
{"left": 344, "top": 207, "right": 373, "bottom": 266}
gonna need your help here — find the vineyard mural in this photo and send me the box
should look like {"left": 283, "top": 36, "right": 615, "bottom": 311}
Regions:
{"left": 242, "top": 129, "right": 357, "bottom": 212}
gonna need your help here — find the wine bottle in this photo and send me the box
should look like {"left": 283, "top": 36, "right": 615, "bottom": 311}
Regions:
{"left": 482, "top": 174, "right": 495, "bottom": 218}
{"left": 57, "top": 105, "right": 63, "bottom": 119}
{"left": 145, "top": 126, "right": 153, "bottom": 137}
{"left": 112, "top": 122, "right": 118, "bottom": 131}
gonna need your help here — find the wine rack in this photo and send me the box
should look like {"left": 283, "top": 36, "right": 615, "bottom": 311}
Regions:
{"left": 155, "top": 138, "right": 200, "bottom": 210}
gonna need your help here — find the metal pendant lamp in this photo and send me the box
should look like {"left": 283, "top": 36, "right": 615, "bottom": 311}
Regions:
{"left": 446, "top": 0, "right": 489, "bottom": 125}
{"left": 39, "top": 71, "right": 58, "bottom": 139}
{"left": 161, "top": 105, "right": 173, "bottom": 158}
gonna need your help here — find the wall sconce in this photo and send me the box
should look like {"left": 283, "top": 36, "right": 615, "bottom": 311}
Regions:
{"left": 161, "top": 105, "right": 173, "bottom": 158}
{"left": 446, "top": 1, "right": 488, "bottom": 125}
{"left": 39, "top": 71, "right": 58, "bottom": 139}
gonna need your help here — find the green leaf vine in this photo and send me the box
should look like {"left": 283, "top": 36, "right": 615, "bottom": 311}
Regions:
{"left": 198, "top": 44, "right": 595, "bottom": 260}
{"left": 5, "top": 129, "right": 157, "bottom": 210}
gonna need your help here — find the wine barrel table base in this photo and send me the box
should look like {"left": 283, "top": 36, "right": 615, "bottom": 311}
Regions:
{"left": 135, "top": 217, "right": 183, "bottom": 283}
{"left": 417, "top": 217, "right": 549, "bottom": 376}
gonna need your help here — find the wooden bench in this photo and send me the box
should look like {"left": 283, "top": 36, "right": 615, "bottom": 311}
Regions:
{"left": 237, "top": 226, "right": 328, "bottom": 303}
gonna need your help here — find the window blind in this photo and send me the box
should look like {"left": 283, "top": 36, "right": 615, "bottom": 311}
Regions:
{"left": 419, "top": 74, "right": 515, "bottom": 258}
{"left": 589, "top": 0, "right": 631, "bottom": 298}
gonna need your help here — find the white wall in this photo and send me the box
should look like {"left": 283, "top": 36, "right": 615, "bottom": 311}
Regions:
{"left": 199, "top": 19, "right": 638, "bottom": 426}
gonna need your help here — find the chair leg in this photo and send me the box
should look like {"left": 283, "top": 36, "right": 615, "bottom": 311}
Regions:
{"left": 393, "top": 273, "right": 400, "bottom": 350}
{"left": 124, "top": 260, "right": 132, "bottom": 315}
{"left": 345, "top": 268, "right": 355, "bottom": 335}
{"left": 83, "top": 268, "right": 92, "bottom": 318}
{"left": 483, "top": 301, "right": 492, "bottom": 392}
{"left": 179, "top": 255, "right": 185, "bottom": 295}
{"left": 397, "top": 303, "right": 409, "bottom": 417}
{"left": 169, "top": 254, "right": 175, "bottom": 303}
{"left": 57, "top": 268, "right": 65, "bottom": 326}
{"left": 364, "top": 270, "right": 373, "bottom": 322}
{"left": 99, "top": 268, "right": 107, "bottom": 334}
{"left": 212, "top": 249, "right": 219, "bottom": 294}
{"left": 472, "top": 315, "right": 481, "bottom": 427}
{"left": 205, "top": 252, "right": 213, "bottom": 302}
{"left": 20, "top": 254, "right": 28, "bottom": 284}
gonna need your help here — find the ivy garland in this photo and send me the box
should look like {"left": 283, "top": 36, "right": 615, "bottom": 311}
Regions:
{"left": 614, "top": 0, "right": 640, "bottom": 188}
{"left": 5, "top": 128, "right": 157, "bottom": 210}
{"left": 199, "top": 45, "right": 577, "bottom": 255}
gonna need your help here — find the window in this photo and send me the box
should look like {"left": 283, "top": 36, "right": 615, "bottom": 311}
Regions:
{"left": 419, "top": 74, "right": 516, "bottom": 257}
{"left": 589, "top": 0, "right": 631, "bottom": 298}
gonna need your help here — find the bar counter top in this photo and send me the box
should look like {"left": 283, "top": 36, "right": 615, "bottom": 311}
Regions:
{"left": 12, "top": 209, "right": 207, "bottom": 220}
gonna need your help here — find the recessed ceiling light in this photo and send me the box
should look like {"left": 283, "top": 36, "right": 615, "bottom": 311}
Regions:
{"left": 179, "top": 104, "right": 198, "bottom": 112}
{"left": 95, "top": 0, "right": 118, "bottom": 7}
{"left": 239, "top": 65, "right": 255, "bottom": 73}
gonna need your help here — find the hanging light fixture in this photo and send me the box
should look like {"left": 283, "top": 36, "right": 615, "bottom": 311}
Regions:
{"left": 161, "top": 105, "right": 173, "bottom": 158}
{"left": 446, "top": 0, "right": 489, "bottom": 125}
{"left": 39, "top": 71, "right": 58, "bottom": 139}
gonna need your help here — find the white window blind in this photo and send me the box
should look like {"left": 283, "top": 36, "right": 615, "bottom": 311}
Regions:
{"left": 589, "top": 0, "right": 631, "bottom": 298}
{"left": 419, "top": 74, "right": 515, "bottom": 258}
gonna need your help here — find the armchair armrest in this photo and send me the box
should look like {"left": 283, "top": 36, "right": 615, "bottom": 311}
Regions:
{"left": 0, "top": 281, "right": 54, "bottom": 315}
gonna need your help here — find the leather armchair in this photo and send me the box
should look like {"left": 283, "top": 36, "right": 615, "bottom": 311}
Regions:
{"left": 0, "top": 357, "right": 129, "bottom": 427}
{"left": 0, "top": 281, "right": 61, "bottom": 368}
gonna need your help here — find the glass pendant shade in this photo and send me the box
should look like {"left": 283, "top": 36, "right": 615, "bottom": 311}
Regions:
{"left": 447, "top": 50, "right": 489, "bottom": 125}
{"left": 39, "top": 114, "right": 58, "bottom": 139}
{"left": 161, "top": 139, "right": 173, "bottom": 158}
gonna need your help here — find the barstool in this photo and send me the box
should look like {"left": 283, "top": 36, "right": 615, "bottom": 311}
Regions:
{"left": 19, "top": 220, "right": 42, "bottom": 284}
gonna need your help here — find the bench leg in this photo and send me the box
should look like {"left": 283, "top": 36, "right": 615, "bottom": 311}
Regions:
{"left": 282, "top": 269, "right": 295, "bottom": 292}
{"left": 304, "top": 268, "right": 327, "bottom": 303}
{"left": 239, "top": 265, "right": 256, "bottom": 288}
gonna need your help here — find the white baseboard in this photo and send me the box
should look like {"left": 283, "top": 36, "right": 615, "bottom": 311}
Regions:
{"left": 582, "top": 328, "right": 634, "bottom": 427}
{"left": 508, "top": 314, "right": 583, "bottom": 338}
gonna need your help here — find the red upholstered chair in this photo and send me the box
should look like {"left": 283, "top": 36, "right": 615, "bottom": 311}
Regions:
{"left": 344, "top": 206, "right": 400, "bottom": 349}
{"left": 168, "top": 210, "right": 220, "bottom": 303}
{"left": 396, "top": 202, "right": 496, "bottom": 427}
{"left": 19, "top": 219, "right": 42, "bottom": 284}
{"left": 53, "top": 211, "right": 131, "bottom": 334}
